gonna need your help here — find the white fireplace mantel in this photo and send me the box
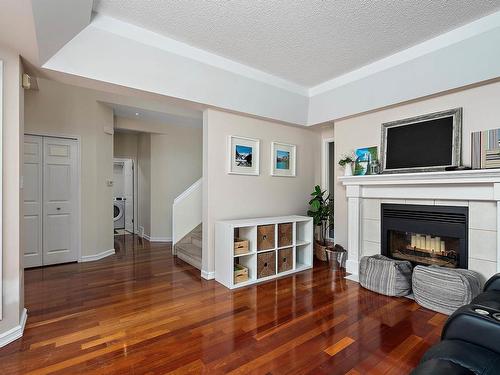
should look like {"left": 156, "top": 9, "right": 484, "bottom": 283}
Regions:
{"left": 339, "top": 169, "right": 500, "bottom": 280}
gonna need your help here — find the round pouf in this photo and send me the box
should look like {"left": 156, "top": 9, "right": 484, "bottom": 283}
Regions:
{"left": 359, "top": 255, "right": 412, "bottom": 297}
{"left": 412, "top": 265, "right": 482, "bottom": 315}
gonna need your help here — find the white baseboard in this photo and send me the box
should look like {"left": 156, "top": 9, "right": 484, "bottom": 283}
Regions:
{"left": 143, "top": 234, "right": 172, "bottom": 242}
{"left": 79, "top": 249, "right": 115, "bottom": 262}
{"left": 201, "top": 270, "right": 215, "bottom": 280}
{"left": 150, "top": 237, "right": 172, "bottom": 242}
{"left": 346, "top": 259, "right": 359, "bottom": 275}
{"left": 0, "top": 308, "right": 28, "bottom": 348}
{"left": 345, "top": 274, "right": 359, "bottom": 283}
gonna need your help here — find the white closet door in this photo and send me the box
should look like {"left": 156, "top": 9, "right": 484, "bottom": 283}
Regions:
{"left": 23, "top": 135, "right": 43, "bottom": 268}
{"left": 42, "top": 137, "right": 78, "bottom": 265}
{"left": 124, "top": 159, "right": 134, "bottom": 233}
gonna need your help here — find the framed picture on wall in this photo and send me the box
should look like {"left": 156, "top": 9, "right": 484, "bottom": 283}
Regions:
{"left": 271, "top": 142, "right": 296, "bottom": 177}
{"left": 227, "top": 135, "right": 260, "bottom": 175}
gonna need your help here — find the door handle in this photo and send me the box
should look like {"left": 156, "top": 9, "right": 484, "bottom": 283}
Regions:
{"left": 56, "top": 207, "right": 61, "bottom": 211}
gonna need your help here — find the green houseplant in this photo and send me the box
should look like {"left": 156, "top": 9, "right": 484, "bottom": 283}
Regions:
{"left": 307, "top": 185, "right": 334, "bottom": 260}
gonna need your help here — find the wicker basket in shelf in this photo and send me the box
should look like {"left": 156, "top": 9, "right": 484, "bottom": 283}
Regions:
{"left": 257, "top": 225, "right": 275, "bottom": 251}
{"left": 278, "top": 247, "right": 293, "bottom": 273}
{"left": 257, "top": 251, "right": 276, "bottom": 278}
{"left": 234, "top": 263, "right": 249, "bottom": 284}
{"left": 234, "top": 238, "right": 249, "bottom": 255}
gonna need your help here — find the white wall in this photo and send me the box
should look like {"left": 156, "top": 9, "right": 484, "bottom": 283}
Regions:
{"left": 202, "top": 109, "right": 321, "bottom": 276}
{"left": 334, "top": 80, "right": 500, "bottom": 250}
{"left": 0, "top": 44, "right": 24, "bottom": 342}
{"left": 24, "top": 78, "right": 114, "bottom": 258}
{"left": 150, "top": 129, "right": 202, "bottom": 240}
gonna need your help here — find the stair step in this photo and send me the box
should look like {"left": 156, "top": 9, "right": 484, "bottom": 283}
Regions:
{"left": 191, "top": 237, "right": 202, "bottom": 248}
{"left": 190, "top": 231, "right": 202, "bottom": 241}
{"left": 175, "top": 242, "right": 202, "bottom": 270}
{"left": 177, "top": 252, "right": 202, "bottom": 270}
{"left": 175, "top": 243, "right": 202, "bottom": 260}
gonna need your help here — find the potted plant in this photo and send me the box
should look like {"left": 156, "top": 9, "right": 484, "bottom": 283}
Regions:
{"left": 307, "top": 185, "right": 333, "bottom": 261}
{"left": 339, "top": 153, "right": 355, "bottom": 176}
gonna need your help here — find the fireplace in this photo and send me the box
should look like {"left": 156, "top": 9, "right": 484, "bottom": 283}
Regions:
{"left": 381, "top": 204, "right": 468, "bottom": 269}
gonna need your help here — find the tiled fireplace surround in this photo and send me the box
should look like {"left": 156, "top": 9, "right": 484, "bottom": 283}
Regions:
{"left": 340, "top": 170, "right": 500, "bottom": 282}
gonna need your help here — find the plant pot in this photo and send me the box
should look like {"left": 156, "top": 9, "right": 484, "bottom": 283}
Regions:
{"left": 314, "top": 240, "right": 334, "bottom": 261}
{"left": 344, "top": 163, "right": 353, "bottom": 176}
{"left": 325, "top": 248, "right": 347, "bottom": 270}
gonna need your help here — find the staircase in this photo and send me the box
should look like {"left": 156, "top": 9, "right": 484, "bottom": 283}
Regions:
{"left": 172, "top": 178, "right": 202, "bottom": 270}
{"left": 175, "top": 224, "right": 202, "bottom": 269}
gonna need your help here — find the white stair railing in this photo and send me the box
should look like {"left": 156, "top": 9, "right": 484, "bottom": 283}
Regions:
{"left": 172, "top": 178, "right": 202, "bottom": 247}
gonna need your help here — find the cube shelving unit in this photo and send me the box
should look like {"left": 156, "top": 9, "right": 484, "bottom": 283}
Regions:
{"left": 215, "top": 215, "right": 313, "bottom": 289}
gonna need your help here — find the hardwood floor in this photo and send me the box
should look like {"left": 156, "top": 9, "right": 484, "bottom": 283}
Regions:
{"left": 0, "top": 235, "right": 445, "bottom": 374}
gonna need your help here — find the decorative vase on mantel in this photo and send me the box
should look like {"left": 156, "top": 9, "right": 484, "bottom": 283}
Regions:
{"left": 344, "top": 162, "right": 353, "bottom": 176}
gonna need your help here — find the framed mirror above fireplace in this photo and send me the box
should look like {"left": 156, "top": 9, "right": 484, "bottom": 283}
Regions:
{"left": 381, "top": 203, "right": 468, "bottom": 269}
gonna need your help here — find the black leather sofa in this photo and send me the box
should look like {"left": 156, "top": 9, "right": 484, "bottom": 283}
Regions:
{"left": 411, "top": 273, "right": 500, "bottom": 375}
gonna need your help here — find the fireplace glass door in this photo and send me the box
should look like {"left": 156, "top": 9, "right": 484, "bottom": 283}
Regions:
{"left": 381, "top": 203, "right": 468, "bottom": 269}
{"left": 388, "top": 230, "right": 460, "bottom": 268}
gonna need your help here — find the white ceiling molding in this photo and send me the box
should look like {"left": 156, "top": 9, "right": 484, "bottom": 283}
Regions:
{"left": 41, "top": 9, "right": 500, "bottom": 126}
{"left": 308, "top": 11, "right": 500, "bottom": 97}
{"left": 308, "top": 23, "right": 500, "bottom": 124}
{"left": 42, "top": 19, "right": 309, "bottom": 125}
{"left": 91, "top": 15, "right": 308, "bottom": 96}
{"left": 93, "top": 0, "right": 500, "bottom": 86}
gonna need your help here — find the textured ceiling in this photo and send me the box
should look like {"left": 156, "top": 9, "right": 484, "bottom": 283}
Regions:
{"left": 93, "top": 0, "right": 500, "bottom": 86}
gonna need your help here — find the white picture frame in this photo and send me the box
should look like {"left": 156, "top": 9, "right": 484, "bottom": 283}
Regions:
{"left": 271, "top": 142, "right": 296, "bottom": 177}
{"left": 227, "top": 135, "right": 260, "bottom": 176}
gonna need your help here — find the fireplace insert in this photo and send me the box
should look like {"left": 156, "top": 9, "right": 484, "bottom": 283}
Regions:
{"left": 381, "top": 204, "right": 468, "bottom": 269}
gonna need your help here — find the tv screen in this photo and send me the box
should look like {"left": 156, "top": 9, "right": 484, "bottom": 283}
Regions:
{"left": 385, "top": 116, "right": 454, "bottom": 170}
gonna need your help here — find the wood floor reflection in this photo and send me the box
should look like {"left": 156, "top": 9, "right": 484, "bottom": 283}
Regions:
{"left": 0, "top": 235, "right": 444, "bottom": 374}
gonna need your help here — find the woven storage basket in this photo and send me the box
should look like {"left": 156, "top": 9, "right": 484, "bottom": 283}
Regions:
{"left": 314, "top": 241, "right": 333, "bottom": 261}
{"left": 257, "top": 251, "right": 276, "bottom": 278}
{"left": 257, "top": 225, "right": 275, "bottom": 251}
{"left": 278, "top": 248, "right": 293, "bottom": 273}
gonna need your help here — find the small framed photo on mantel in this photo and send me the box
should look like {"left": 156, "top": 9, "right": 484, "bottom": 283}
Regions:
{"left": 228, "top": 135, "right": 260, "bottom": 176}
{"left": 271, "top": 142, "right": 296, "bottom": 177}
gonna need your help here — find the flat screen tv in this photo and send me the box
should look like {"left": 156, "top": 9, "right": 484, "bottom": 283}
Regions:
{"left": 381, "top": 108, "right": 462, "bottom": 173}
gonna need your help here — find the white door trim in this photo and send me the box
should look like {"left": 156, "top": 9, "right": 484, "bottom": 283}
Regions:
{"left": 114, "top": 157, "right": 137, "bottom": 234}
{"left": 322, "top": 137, "right": 335, "bottom": 241}
{"left": 321, "top": 137, "right": 335, "bottom": 194}
{"left": 24, "top": 132, "right": 82, "bottom": 263}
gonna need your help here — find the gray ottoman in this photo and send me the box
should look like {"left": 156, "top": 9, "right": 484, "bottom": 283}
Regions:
{"left": 412, "top": 265, "right": 482, "bottom": 315}
{"left": 359, "top": 255, "right": 412, "bottom": 296}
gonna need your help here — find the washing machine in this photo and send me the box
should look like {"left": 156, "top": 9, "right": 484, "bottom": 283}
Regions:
{"left": 113, "top": 198, "right": 125, "bottom": 229}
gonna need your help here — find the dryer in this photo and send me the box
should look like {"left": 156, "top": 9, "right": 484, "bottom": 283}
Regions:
{"left": 113, "top": 197, "right": 125, "bottom": 229}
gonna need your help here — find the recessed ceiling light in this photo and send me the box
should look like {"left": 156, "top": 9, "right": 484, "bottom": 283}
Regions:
{"left": 135, "top": 112, "right": 139, "bottom": 116}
